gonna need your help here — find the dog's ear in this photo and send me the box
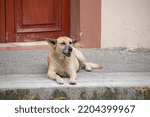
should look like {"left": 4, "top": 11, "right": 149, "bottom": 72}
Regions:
{"left": 47, "top": 39, "right": 57, "bottom": 47}
{"left": 72, "top": 39, "right": 80, "bottom": 45}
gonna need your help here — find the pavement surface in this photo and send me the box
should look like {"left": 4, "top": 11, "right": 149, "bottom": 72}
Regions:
{"left": 0, "top": 48, "right": 150, "bottom": 99}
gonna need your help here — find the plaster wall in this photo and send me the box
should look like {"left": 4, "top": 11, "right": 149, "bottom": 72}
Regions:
{"left": 102, "top": 0, "right": 150, "bottom": 49}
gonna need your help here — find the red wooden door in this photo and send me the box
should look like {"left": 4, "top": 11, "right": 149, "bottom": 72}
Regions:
{"left": 0, "top": 0, "right": 70, "bottom": 43}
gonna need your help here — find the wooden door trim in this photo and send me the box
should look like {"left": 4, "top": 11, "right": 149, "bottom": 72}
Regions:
{"left": 62, "top": 0, "right": 70, "bottom": 36}
{"left": 0, "top": 0, "right": 6, "bottom": 43}
{"left": 5, "top": 0, "right": 15, "bottom": 42}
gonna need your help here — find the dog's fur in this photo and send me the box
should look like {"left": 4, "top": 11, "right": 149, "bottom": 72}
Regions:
{"left": 47, "top": 37, "right": 102, "bottom": 85}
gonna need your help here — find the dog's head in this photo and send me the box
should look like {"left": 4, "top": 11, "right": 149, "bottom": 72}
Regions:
{"left": 47, "top": 37, "right": 79, "bottom": 57}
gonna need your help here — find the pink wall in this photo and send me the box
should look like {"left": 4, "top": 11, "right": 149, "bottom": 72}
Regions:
{"left": 71, "top": 0, "right": 101, "bottom": 48}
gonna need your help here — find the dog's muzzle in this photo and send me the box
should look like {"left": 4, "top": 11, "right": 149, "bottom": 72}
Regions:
{"left": 63, "top": 46, "right": 73, "bottom": 57}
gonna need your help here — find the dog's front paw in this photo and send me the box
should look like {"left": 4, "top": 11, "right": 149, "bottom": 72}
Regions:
{"left": 56, "top": 78, "right": 64, "bottom": 85}
{"left": 69, "top": 79, "right": 76, "bottom": 85}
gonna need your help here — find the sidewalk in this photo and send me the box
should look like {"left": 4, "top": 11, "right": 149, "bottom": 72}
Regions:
{"left": 0, "top": 48, "right": 150, "bottom": 99}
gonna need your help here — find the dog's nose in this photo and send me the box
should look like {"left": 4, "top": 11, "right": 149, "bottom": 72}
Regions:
{"left": 68, "top": 47, "right": 72, "bottom": 52}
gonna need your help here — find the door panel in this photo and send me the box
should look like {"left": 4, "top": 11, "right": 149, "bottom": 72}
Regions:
{"left": 16, "top": 0, "right": 61, "bottom": 33}
{"left": 4, "top": 0, "right": 70, "bottom": 42}
{"left": 22, "top": 0, "right": 55, "bottom": 25}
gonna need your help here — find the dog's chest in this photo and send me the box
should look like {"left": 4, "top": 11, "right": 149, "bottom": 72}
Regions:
{"left": 53, "top": 57, "right": 79, "bottom": 77}
{"left": 55, "top": 60, "right": 68, "bottom": 69}
{"left": 54, "top": 59, "right": 71, "bottom": 76}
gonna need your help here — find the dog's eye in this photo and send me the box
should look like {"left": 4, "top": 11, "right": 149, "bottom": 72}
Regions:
{"left": 60, "top": 42, "right": 66, "bottom": 45}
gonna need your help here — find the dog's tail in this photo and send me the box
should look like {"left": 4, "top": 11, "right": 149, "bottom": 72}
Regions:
{"left": 87, "top": 62, "right": 102, "bottom": 69}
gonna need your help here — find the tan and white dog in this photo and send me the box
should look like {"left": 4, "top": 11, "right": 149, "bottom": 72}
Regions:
{"left": 47, "top": 37, "right": 102, "bottom": 85}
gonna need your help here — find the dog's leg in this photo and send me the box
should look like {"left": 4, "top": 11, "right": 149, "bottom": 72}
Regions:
{"left": 47, "top": 70, "right": 64, "bottom": 85}
{"left": 69, "top": 71, "right": 77, "bottom": 85}
{"left": 73, "top": 48, "right": 92, "bottom": 72}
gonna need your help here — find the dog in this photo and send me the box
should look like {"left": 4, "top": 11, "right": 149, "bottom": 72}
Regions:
{"left": 47, "top": 37, "right": 102, "bottom": 85}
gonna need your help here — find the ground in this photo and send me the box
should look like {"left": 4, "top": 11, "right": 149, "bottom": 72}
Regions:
{"left": 0, "top": 48, "right": 150, "bottom": 99}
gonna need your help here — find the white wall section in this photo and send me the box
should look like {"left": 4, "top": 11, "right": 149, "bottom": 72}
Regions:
{"left": 101, "top": 0, "right": 150, "bottom": 49}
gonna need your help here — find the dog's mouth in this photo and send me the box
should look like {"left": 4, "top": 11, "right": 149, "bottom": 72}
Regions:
{"left": 62, "top": 46, "right": 73, "bottom": 57}
{"left": 63, "top": 52, "right": 71, "bottom": 57}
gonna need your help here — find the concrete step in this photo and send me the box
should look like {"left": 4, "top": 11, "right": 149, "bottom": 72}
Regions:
{"left": 0, "top": 49, "right": 150, "bottom": 99}
{"left": 0, "top": 49, "right": 150, "bottom": 75}
{"left": 0, "top": 72, "right": 150, "bottom": 100}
